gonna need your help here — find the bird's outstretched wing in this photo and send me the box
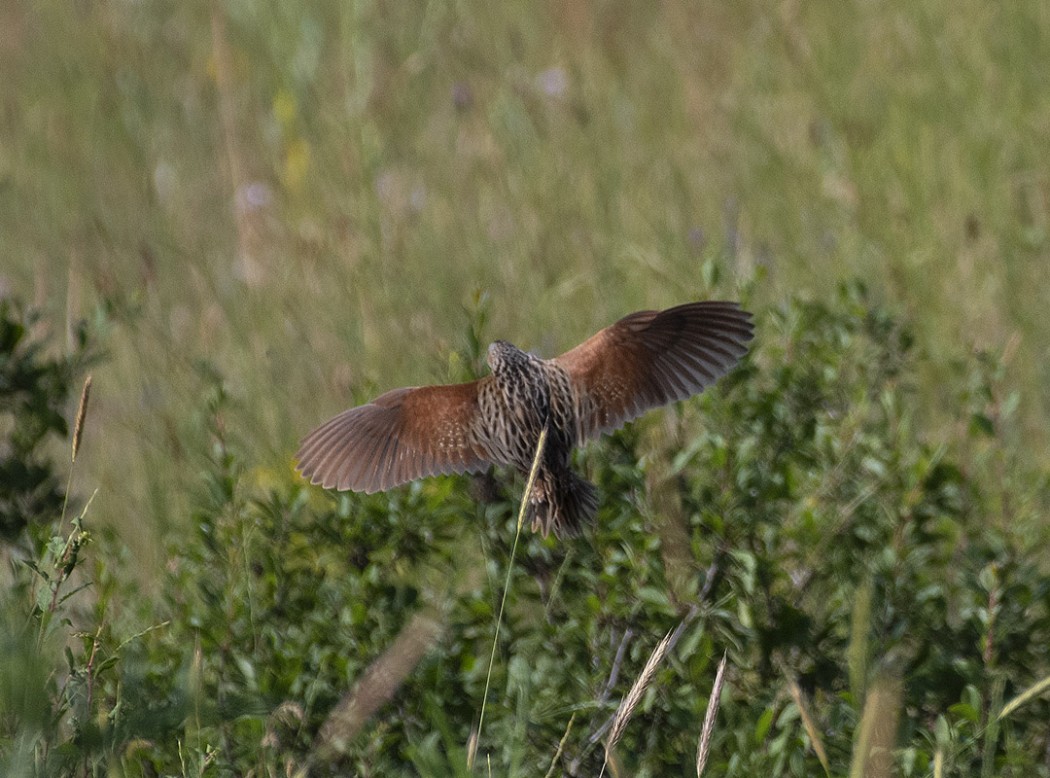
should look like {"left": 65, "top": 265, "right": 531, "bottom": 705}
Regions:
{"left": 554, "top": 301, "right": 754, "bottom": 440}
{"left": 295, "top": 381, "right": 492, "bottom": 493}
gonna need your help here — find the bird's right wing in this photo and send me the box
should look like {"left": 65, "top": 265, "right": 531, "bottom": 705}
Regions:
{"left": 554, "top": 301, "right": 754, "bottom": 440}
{"left": 295, "top": 381, "right": 492, "bottom": 493}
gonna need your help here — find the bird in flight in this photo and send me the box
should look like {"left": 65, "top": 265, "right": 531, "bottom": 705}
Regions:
{"left": 296, "top": 301, "right": 753, "bottom": 537}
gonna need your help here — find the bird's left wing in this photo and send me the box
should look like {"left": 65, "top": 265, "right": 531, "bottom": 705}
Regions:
{"left": 296, "top": 380, "right": 492, "bottom": 493}
{"left": 553, "top": 301, "right": 754, "bottom": 440}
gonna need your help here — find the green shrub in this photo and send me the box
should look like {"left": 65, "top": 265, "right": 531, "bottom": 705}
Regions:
{"left": 139, "top": 283, "right": 1050, "bottom": 776}
{"left": 0, "top": 301, "right": 94, "bottom": 543}
{"left": 4, "top": 286, "right": 1049, "bottom": 777}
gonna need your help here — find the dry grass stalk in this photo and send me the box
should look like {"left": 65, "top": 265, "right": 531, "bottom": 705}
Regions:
{"left": 695, "top": 651, "right": 728, "bottom": 777}
{"left": 312, "top": 607, "right": 444, "bottom": 763}
{"left": 602, "top": 629, "right": 674, "bottom": 774}
{"left": 849, "top": 672, "right": 903, "bottom": 778}
{"left": 261, "top": 701, "right": 305, "bottom": 750}
{"left": 786, "top": 674, "right": 831, "bottom": 776}
{"left": 998, "top": 673, "right": 1050, "bottom": 721}
{"left": 72, "top": 374, "right": 91, "bottom": 463}
{"left": 848, "top": 576, "right": 873, "bottom": 704}
{"left": 575, "top": 560, "right": 722, "bottom": 776}
{"left": 466, "top": 727, "right": 479, "bottom": 770}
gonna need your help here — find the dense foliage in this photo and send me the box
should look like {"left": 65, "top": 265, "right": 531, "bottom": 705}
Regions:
{"left": 2, "top": 285, "right": 1048, "bottom": 776}
{"left": 0, "top": 301, "right": 94, "bottom": 542}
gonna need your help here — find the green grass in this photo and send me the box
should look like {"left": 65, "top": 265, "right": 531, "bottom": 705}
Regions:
{"left": 2, "top": 0, "right": 1047, "bottom": 559}
{"left": 1, "top": 1, "right": 1049, "bottom": 774}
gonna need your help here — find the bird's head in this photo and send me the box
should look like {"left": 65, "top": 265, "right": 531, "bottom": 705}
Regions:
{"left": 486, "top": 339, "right": 529, "bottom": 375}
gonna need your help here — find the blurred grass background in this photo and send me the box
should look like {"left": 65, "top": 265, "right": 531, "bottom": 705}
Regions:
{"left": 1, "top": 0, "right": 1047, "bottom": 570}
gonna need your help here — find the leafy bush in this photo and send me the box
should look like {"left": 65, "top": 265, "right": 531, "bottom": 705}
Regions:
{"left": 140, "top": 282, "right": 1050, "bottom": 776}
{"left": 3, "top": 285, "right": 1049, "bottom": 777}
{"left": 0, "top": 301, "right": 94, "bottom": 543}
{"left": 0, "top": 299, "right": 109, "bottom": 775}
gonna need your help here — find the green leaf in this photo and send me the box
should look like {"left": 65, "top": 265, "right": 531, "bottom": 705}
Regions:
{"left": 754, "top": 706, "right": 775, "bottom": 743}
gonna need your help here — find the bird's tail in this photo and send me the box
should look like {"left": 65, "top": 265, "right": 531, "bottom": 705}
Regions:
{"left": 527, "top": 470, "right": 598, "bottom": 538}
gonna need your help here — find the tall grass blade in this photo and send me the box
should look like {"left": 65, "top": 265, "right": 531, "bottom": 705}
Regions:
{"left": 471, "top": 426, "right": 548, "bottom": 769}
{"left": 848, "top": 575, "right": 873, "bottom": 706}
{"left": 786, "top": 674, "right": 831, "bottom": 777}
{"left": 849, "top": 672, "right": 902, "bottom": 778}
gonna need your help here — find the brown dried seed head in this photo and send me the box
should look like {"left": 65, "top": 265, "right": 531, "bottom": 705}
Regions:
{"left": 696, "top": 651, "right": 728, "bottom": 777}
{"left": 605, "top": 630, "right": 674, "bottom": 763}
{"left": 72, "top": 374, "right": 92, "bottom": 463}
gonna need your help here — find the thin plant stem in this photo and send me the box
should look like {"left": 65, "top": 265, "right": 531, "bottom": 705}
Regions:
{"left": 543, "top": 712, "right": 576, "bottom": 778}
{"left": 470, "top": 426, "right": 548, "bottom": 769}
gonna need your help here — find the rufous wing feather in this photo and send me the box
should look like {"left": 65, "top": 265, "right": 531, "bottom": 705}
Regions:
{"left": 554, "top": 301, "right": 754, "bottom": 439}
{"left": 295, "top": 380, "right": 492, "bottom": 493}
